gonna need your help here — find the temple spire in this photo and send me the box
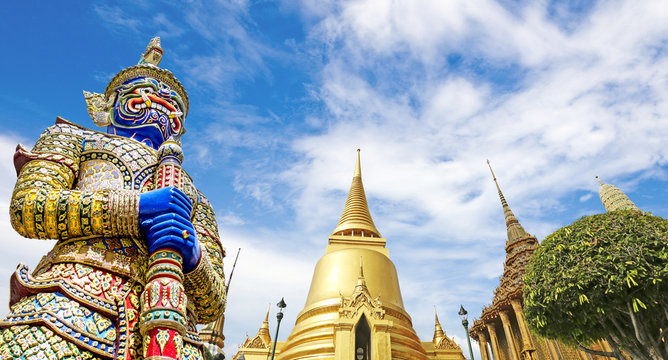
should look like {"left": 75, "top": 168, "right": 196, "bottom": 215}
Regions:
{"left": 359, "top": 257, "right": 364, "bottom": 278}
{"left": 354, "top": 257, "right": 368, "bottom": 292}
{"left": 596, "top": 176, "right": 638, "bottom": 212}
{"left": 354, "top": 148, "right": 362, "bottom": 177}
{"left": 257, "top": 304, "right": 272, "bottom": 344}
{"left": 433, "top": 307, "right": 446, "bottom": 344}
{"left": 487, "top": 160, "right": 529, "bottom": 242}
{"left": 331, "top": 150, "right": 381, "bottom": 238}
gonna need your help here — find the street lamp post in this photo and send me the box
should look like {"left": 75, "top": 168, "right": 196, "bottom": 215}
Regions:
{"left": 459, "top": 305, "right": 475, "bottom": 360}
{"left": 270, "top": 298, "right": 287, "bottom": 360}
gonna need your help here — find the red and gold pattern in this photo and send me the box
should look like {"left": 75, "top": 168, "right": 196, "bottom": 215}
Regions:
{"left": 1, "top": 119, "right": 226, "bottom": 359}
{"left": 140, "top": 139, "right": 188, "bottom": 360}
{"left": 140, "top": 251, "right": 188, "bottom": 359}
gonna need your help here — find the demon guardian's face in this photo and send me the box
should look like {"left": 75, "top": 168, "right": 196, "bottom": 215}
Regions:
{"left": 108, "top": 77, "right": 186, "bottom": 149}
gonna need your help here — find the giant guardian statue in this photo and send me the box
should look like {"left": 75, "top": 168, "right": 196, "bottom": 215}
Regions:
{"left": 0, "top": 37, "right": 226, "bottom": 360}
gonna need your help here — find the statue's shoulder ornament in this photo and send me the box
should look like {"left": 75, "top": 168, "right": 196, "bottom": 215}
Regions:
{"left": 13, "top": 117, "right": 87, "bottom": 175}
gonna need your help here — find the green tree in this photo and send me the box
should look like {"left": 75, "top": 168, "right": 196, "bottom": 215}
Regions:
{"left": 523, "top": 210, "right": 668, "bottom": 360}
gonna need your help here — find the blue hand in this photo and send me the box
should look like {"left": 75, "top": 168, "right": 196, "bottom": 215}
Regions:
{"left": 139, "top": 186, "right": 192, "bottom": 220}
{"left": 139, "top": 187, "right": 201, "bottom": 272}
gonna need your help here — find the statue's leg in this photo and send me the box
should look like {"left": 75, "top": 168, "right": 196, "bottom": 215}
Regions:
{"left": 0, "top": 261, "right": 142, "bottom": 360}
{"left": 0, "top": 324, "right": 102, "bottom": 359}
{"left": 0, "top": 292, "right": 116, "bottom": 359}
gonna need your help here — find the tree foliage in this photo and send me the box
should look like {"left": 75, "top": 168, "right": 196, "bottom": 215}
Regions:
{"left": 523, "top": 210, "right": 668, "bottom": 360}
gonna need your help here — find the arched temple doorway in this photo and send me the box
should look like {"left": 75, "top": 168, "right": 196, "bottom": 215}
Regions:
{"left": 355, "top": 314, "right": 371, "bottom": 360}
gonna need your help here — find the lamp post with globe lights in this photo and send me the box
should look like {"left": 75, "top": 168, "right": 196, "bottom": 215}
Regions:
{"left": 270, "top": 298, "right": 287, "bottom": 360}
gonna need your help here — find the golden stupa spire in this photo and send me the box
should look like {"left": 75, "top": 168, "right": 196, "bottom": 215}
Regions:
{"left": 596, "top": 176, "right": 638, "bottom": 212}
{"left": 257, "top": 304, "right": 272, "bottom": 344}
{"left": 331, "top": 149, "right": 381, "bottom": 238}
{"left": 487, "top": 160, "right": 529, "bottom": 242}
{"left": 354, "top": 257, "right": 367, "bottom": 292}
{"left": 433, "top": 307, "right": 446, "bottom": 344}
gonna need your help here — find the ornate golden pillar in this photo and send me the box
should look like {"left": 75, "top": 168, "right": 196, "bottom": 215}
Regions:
{"left": 478, "top": 331, "right": 492, "bottom": 360}
{"left": 371, "top": 320, "right": 393, "bottom": 360}
{"left": 333, "top": 321, "right": 355, "bottom": 360}
{"left": 486, "top": 323, "right": 502, "bottom": 360}
{"left": 510, "top": 299, "right": 537, "bottom": 360}
{"left": 499, "top": 311, "right": 521, "bottom": 360}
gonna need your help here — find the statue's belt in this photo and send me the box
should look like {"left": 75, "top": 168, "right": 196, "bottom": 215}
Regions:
{"left": 35, "top": 237, "right": 148, "bottom": 282}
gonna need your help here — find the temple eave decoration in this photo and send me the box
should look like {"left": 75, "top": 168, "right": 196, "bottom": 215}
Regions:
{"left": 231, "top": 306, "right": 277, "bottom": 360}
{"left": 427, "top": 309, "right": 462, "bottom": 355}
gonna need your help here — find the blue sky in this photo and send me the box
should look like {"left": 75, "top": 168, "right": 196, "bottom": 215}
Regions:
{"left": 1, "top": 1, "right": 667, "bottom": 358}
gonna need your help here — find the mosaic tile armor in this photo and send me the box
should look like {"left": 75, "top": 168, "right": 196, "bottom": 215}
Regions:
{"left": 0, "top": 118, "right": 226, "bottom": 359}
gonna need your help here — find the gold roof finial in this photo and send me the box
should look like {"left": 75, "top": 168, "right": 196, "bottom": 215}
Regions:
{"left": 355, "top": 257, "right": 367, "bottom": 291}
{"left": 331, "top": 150, "right": 381, "bottom": 238}
{"left": 596, "top": 176, "right": 638, "bottom": 212}
{"left": 433, "top": 307, "right": 446, "bottom": 344}
{"left": 596, "top": 175, "right": 604, "bottom": 186}
{"left": 257, "top": 304, "right": 272, "bottom": 344}
{"left": 354, "top": 149, "right": 361, "bottom": 177}
{"left": 359, "top": 256, "right": 364, "bottom": 278}
{"left": 486, "top": 160, "right": 529, "bottom": 242}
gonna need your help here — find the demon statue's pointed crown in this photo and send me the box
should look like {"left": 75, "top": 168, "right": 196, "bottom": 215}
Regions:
{"left": 84, "top": 37, "right": 189, "bottom": 148}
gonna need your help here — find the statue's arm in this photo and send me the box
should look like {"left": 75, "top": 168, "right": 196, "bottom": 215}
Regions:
{"left": 183, "top": 191, "right": 226, "bottom": 323}
{"left": 9, "top": 124, "right": 141, "bottom": 240}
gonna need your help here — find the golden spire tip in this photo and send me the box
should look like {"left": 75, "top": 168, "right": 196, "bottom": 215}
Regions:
{"left": 330, "top": 149, "right": 381, "bottom": 238}
{"left": 486, "top": 159, "right": 497, "bottom": 181}
{"left": 354, "top": 149, "right": 361, "bottom": 177}
{"left": 359, "top": 256, "right": 364, "bottom": 278}
{"left": 596, "top": 175, "right": 604, "bottom": 186}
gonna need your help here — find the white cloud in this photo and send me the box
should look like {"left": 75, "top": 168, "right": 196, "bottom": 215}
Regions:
{"left": 218, "top": 212, "right": 247, "bottom": 226}
{"left": 221, "top": 228, "right": 316, "bottom": 355}
{"left": 285, "top": 0, "right": 668, "bottom": 234}
{"left": 92, "top": 5, "right": 142, "bottom": 34}
{"left": 254, "top": 1, "right": 668, "bottom": 358}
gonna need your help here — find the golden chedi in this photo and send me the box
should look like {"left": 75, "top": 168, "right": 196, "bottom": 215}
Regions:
{"left": 255, "top": 150, "right": 465, "bottom": 360}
